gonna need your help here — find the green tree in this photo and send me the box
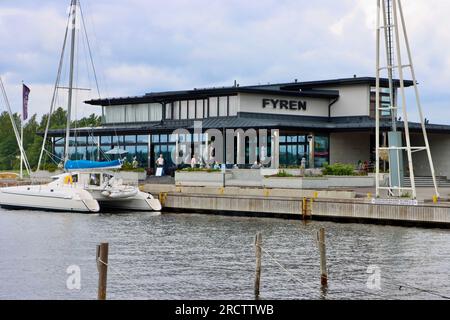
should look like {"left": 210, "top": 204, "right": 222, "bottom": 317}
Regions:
{"left": 0, "top": 106, "right": 102, "bottom": 170}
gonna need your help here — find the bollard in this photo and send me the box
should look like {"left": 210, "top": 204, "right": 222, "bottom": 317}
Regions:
{"left": 254, "top": 232, "right": 262, "bottom": 299}
{"left": 317, "top": 228, "right": 328, "bottom": 287}
{"left": 432, "top": 195, "right": 438, "bottom": 204}
{"left": 97, "top": 242, "right": 109, "bottom": 300}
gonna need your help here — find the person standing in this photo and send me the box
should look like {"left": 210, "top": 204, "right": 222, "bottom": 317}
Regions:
{"left": 156, "top": 154, "right": 165, "bottom": 176}
{"left": 190, "top": 155, "right": 197, "bottom": 168}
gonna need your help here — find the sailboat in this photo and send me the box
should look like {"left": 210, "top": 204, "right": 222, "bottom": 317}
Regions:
{"left": 0, "top": 0, "right": 161, "bottom": 212}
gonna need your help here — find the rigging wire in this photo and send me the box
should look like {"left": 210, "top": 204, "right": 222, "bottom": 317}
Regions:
{"left": 37, "top": 7, "right": 72, "bottom": 170}
{"left": 80, "top": 1, "right": 124, "bottom": 157}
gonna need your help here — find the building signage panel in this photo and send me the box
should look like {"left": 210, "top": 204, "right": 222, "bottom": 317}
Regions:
{"left": 370, "top": 198, "right": 419, "bottom": 206}
{"left": 262, "top": 98, "right": 307, "bottom": 111}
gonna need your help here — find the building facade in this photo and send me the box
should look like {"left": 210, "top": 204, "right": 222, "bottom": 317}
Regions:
{"left": 47, "top": 77, "right": 450, "bottom": 177}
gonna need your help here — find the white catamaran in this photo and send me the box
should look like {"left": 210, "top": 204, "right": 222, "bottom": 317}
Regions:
{"left": 0, "top": 0, "right": 161, "bottom": 212}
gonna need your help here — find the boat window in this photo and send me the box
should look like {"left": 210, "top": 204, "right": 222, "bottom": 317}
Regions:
{"left": 102, "top": 173, "right": 113, "bottom": 183}
{"left": 71, "top": 174, "right": 78, "bottom": 183}
{"left": 89, "top": 173, "right": 101, "bottom": 186}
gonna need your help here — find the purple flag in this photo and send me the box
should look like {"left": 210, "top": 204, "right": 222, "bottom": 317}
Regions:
{"left": 23, "top": 84, "right": 30, "bottom": 120}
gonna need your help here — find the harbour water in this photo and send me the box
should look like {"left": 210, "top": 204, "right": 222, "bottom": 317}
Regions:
{"left": 0, "top": 207, "right": 449, "bottom": 300}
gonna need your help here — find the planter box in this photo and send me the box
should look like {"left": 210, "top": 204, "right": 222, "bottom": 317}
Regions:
{"left": 175, "top": 171, "right": 232, "bottom": 187}
{"left": 115, "top": 171, "right": 146, "bottom": 184}
{"left": 263, "top": 175, "right": 374, "bottom": 189}
{"left": 325, "top": 175, "right": 374, "bottom": 187}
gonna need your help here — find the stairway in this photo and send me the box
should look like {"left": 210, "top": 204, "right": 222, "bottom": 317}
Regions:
{"left": 403, "top": 176, "right": 450, "bottom": 188}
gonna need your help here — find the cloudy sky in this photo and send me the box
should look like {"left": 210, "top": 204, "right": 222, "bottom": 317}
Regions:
{"left": 1, "top": 0, "right": 450, "bottom": 123}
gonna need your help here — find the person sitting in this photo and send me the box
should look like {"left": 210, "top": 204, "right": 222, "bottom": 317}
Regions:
{"left": 213, "top": 161, "right": 221, "bottom": 170}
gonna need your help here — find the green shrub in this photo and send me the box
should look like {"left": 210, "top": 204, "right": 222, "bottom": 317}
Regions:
{"left": 179, "top": 167, "right": 220, "bottom": 172}
{"left": 120, "top": 161, "right": 145, "bottom": 172}
{"left": 322, "top": 162, "right": 355, "bottom": 176}
{"left": 42, "top": 163, "right": 58, "bottom": 172}
{"left": 275, "top": 170, "right": 294, "bottom": 177}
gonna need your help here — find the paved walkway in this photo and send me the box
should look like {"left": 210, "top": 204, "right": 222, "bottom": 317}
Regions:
{"left": 353, "top": 187, "right": 450, "bottom": 201}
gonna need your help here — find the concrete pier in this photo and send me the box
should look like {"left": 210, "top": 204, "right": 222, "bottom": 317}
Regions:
{"left": 142, "top": 184, "right": 450, "bottom": 228}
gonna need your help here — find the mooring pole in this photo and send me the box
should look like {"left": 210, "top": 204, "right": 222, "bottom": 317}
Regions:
{"left": 97, "top": 242, "right": 109, "bottom": 300}
{"left": 318, "top": 228, "right": 328, "bottom": 287}
{"left": 254, "top": 232, "right": 262, "bottom": 299}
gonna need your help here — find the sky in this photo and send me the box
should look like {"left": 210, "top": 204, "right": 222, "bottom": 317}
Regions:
{"left": 1, "top": 0, "right": 450, "bottom": 124}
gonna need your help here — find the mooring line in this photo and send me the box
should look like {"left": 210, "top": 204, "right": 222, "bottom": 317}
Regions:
{"left": 258, "top": 245, "right": 318, "bottom": 291}
{"left": 97, "top": 258, "right": 155, "bottom": 297}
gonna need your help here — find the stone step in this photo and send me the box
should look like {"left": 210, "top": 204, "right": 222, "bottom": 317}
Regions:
{"left": 403, "top": 176, "right": 450, "bottom": 187}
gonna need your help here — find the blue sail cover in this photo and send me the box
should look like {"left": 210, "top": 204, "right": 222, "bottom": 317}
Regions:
{"left": 64, "top": 160, "right": 122, "bottom": 171}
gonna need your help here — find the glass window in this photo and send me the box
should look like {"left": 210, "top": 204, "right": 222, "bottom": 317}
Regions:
{"left": 137, "top": 135, "right": 148, "bottom": 144}
{"left": 165, "top": 103, "right": 172, "bottom": 119}
{"left": 136, "top": 145, "right": 148, "bottom": 167}
{"left": 55, "top": 137, "right": 65, "bottom": 145}
{"left": 68, "top": 136, "right": 77, "bottom": 146}
{"left": 69, "top": 146, "right": 86, "bottom": 160}
{"left": 77, "top": 136, "right": 87, "bottom": 146}
{"left": 154, "top": 145, "right": 160, "bottom": 156}
{"left": 188, "top": 100, "right": 196, "bottom": 119}
{"left": 279, "top": 145, "right": 287, "bottom": 165}
{"left": 89, "top": 173, "right": 101, "bottom": 186}
{"left": 149, "top": 103, "right": 163, "bottom": 121}
{"left": 219, "top": 96, "right": 227, "bottom": 116}
{"left": 125, "top": 145, "right": 136, "bottom": 162}
{"left": 172, "top": 101, "right": 179, "bottom": 120}
{"left": 209, "top": 97, "right": 218, "bottom": 117}
{"left": 125, "top": 135, "right": 136, "bottom": 144}
{"left": 54, "top": 146, "right": 64, "bottom": 160}
{"left": 180, "top": 101, "right": 188, "bottom": 119}
{"left": 151, "top": 134, "right": 159, "bottom": 143}
{"left": 279, "top": 135, "right": 286, "bottom": 143}
{"left": 101, "top": 136, "right": 111, "bottom": 145}
{"left": 168, "top": 145, "right": 175, "bottom": 166}
{"left": 112, "top": 136, "right": 123, "bottom": 145}
{"left": 314, "top": 135, "right": 329, "bottom": 167}
{"left": 86, "top": 146, "right": 98, "bottom": 161}
{"left": 196, "top": 100, "right": 204, "bottom": 119}
{"left": 160, "top": 134, "right": 168, "bottom": 143}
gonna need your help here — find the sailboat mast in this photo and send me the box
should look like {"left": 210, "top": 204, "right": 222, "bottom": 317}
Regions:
{"left": 64, "top": 0, "right": 77, "bottom": 163}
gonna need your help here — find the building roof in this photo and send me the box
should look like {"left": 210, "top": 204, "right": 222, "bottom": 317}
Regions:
{"left": 45, "top": 112, "right": 450, "bottom": 136}
{"left": 84, "top": 76, "right": 412, "bottom": 107}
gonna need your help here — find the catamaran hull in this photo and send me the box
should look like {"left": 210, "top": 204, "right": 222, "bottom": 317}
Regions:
{"left": 92, "top": 190, "right": 162, "bottom": 211}
{"left": 0, "top": 186, "right": 100, "bottom": 213}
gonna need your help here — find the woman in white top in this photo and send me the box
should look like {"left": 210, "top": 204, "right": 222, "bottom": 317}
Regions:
{"left": 190, "top": 155, "right": 197, "bottom": 168}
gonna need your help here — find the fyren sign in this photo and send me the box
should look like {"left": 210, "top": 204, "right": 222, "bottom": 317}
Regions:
{"left": 262, "top": 98, "right": 307, "bottom": 111}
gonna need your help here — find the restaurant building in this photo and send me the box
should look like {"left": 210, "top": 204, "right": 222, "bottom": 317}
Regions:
{"left": 47, "top": 76, "right": 450, "bottom": 177}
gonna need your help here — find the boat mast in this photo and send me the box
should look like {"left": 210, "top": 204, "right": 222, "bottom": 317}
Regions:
{"left": 64, "top": 0, "right": 78, "bottom": 163}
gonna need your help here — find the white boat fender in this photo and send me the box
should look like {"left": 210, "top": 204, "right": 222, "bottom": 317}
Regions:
{"left": 101, "top": 190, "right": 110, "bottom": 197}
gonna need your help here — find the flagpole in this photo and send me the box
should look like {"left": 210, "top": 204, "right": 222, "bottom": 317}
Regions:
{"left": 20, "top": 80, "right": 24, "bottom": 179}
{"left": 20, "top": 113, "right": 23, "bottom": 179}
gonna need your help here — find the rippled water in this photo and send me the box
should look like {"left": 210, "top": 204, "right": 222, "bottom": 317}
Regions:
{"left": 0, "top": 207, "right": 449, "bottom": 300}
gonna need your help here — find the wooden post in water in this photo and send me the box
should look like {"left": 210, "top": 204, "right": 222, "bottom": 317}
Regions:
{"left": 317, "top": 228, "right": 328, "bottom": 286}
{"left": 97, "top": 242, "right": 109, "bottom": 300}
{"left": 254, "top": 232, "right": 262, "bottom": 299}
